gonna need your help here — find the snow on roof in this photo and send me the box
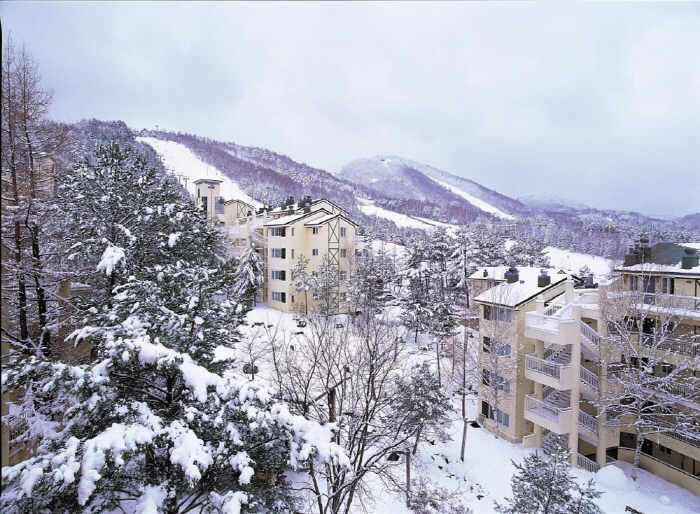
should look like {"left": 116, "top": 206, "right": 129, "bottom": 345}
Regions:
{"left": 304, "top": 213, "right": 338, "bottom": 226}
{"left": 474, "top": 267, "right": 569, "bottom": 307}
{"left": 616, "top": 263, "right": 700, "bottom": 276}
{"left": 263, "top": 212, "right": 315, "bottom": 226}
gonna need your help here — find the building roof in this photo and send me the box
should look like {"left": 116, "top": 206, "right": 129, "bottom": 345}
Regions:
{"left": 617, "top": 242, "right": 700, "bottom": 275}
{"left": 193, "top": 179, "right": 223, "bottom": 184}
{"left": 473, "top": 267, "right": 569, "bottom": 308}
{"left": 263, "top": 209, "right": 331, "bottom": 227}
{"left": 304, "top": 213, "right": 359, "bottom": 228}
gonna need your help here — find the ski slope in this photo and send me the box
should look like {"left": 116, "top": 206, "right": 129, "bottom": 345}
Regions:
{"left": 431, "top": 177, "right": 515, "bottom": 220}
{"left": 357, "top": 198, "right": 458, "bottom": 232}
{"left": 544, "top": 247, "right": 614, "bottom": 279}
{"left": 137, "top": 137, "right": 262, "bottom": 208}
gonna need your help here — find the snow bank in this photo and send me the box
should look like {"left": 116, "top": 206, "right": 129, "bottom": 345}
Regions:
{"left": 595, "top": 464, "right": 631, "bottom": 493}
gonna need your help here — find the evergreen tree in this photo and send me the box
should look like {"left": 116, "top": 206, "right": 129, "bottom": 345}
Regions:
{"left": 390, "top": 362, "right": 453, "bottom": 455}
{"left": 494, "top": 440, "right": 602, "bottom": 514}
{"left": 1, "top": 143, "right": 348, "bottom": 513}
{"left": 233, "top": 239, "right": 265, "bottom": 309}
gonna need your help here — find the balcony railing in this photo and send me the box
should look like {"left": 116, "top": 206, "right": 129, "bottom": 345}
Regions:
{"left": 608, "top": 292, "right": 700, "bottom": 312}
{"left": 525, "top": 313, "right": 572, "bottom": 333}
{"left": 573, "top": 293, "right": 599, "bottom": 306}
{"left": 640, "top": 335, "right": 699, "bottom": 358}
{"left": 652, "top": 417, "right": 700, "bottom": 448}
{"left": 578, "top": 411, "right": 598, "bottom": 435}
{"left": 660, "top": 382, "right": 697, "bottom": 400}
{"left": 577, "top": 453, "right": 600, "bottom": 473}
{"left": 526, "top": 354, "right": 569, "bottom": 379}
{"left": 580, "top": 367, "right": 599, "bottom": 392}
{"left": 525, "top": 394, "right": 571, "bottom": 423}
{"left": 580, "top": 324, "right": 600, "bottom": 349}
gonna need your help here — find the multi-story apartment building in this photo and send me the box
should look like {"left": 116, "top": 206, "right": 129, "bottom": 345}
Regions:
{"left": 193, "top": 183, "right": 364, "bottom": 314}
{"left": 473, "top": 243, "right": 700, "bottom": 494}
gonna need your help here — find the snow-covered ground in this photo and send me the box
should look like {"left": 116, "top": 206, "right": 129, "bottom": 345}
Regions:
{"left": 544, "top": 246, "right": 614, "bottom": 279}
{"left": 430, "top": 178, "right": 515, "bottom": 221}
{"left": 137, "top": 137, "right": 262, "bottom": 208}
{"left": 240, "top": 305, "right": 700, "bottom": 514}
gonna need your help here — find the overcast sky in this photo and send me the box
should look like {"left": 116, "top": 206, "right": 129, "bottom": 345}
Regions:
{"left": 2, "top": 2, "right": 699, "bottom": 217}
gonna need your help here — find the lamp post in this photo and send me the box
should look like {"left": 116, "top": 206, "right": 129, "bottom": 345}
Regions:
{"left": 388, "top": 449, "right": 411, "bottom": 507}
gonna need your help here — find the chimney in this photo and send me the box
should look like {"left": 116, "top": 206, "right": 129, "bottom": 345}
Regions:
{"left": 304, "top": 206, "right": 311, "bottom": 213}
{"left": 483, "top": 269, "right": 488, "bottom": 278}
{"left": 623, "top": 246, "right": 639, "bottom": 267}
{"left": 537, "top": 269, "right": 550, "bottom": 287}
{"left": 638, "top": 237, "right": 651, "bottom": 263}
{"left": 505, "top": 266, "right": 519, "bottom": 284}
{"left": 682, "top": 247, "right": 699, "bottom": 270}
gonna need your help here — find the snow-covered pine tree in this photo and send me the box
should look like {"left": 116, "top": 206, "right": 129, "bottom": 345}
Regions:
{"left": 494, "top": 439, "right": 602, "bottom": 514}
{"left": 232, "top": 238, "right": 265, "bottom": 309}
{"left": 1, "top": 143, "right": 348, "bottom": 513}
{"left": 506, "top": 237, "right": 550, "bottom": 268}
{"left": 389, "top": 362, "right": 453, "bottom": 455}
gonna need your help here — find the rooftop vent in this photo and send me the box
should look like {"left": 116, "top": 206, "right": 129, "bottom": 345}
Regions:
{"left": 682, "top": 247, "right": 699, "bottom": 269}
{"left": 304, "top": 206, "right": 311, "bottom": 213}
{"left": 505, "top": 266, "right": 519, "bottom": 284}
{"left": 583, "top": 275, "right": 597, "bottom": 289}
{"left": 483, "top": 269, "right": 489, "bottom": 278}
{"left": 537, "top": 269, "right": 551, "bottom": 288}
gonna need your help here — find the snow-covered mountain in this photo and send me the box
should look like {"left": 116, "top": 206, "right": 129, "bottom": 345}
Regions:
{"left": 339, "top": 156, "right": 531, "bottom": 220}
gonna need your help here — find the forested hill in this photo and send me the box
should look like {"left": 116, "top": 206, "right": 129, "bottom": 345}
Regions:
{"left": 58, "top": 119, "right": 700, "bottom": 259}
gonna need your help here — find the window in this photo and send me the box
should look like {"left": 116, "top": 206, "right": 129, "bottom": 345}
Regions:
{"left": 482, "top": 369, "right": 510, "bottom": 392}
{"left": 312, "top": 227, "right": 320, "bottom": 235}
{"left": 340, "top": 271, "right": 347, "bottom": 280}
{"left": 482, "top": 402, "right": 510, "bottom": 427}
{"left": 271, "top": 292, "right": 286, "bottom": 303}
{"left": 271, "top": 270, "right": 286, "bottom": 280}
{"left": 660, "top": 362, "right": 673, "bottom": 374}
{"left": 483, "top": 305, "right": 512, "bottom": 322}
{"left": 270, "top": 227, "right": 286, "bottom": 237}
{"left": 483, "top": 336, "right": 492, "bottom": 353}
{"left": 340, "top": 292, "right": 347, "bottom": 302}
{"left": 291, "top": 249, "right": 294, "bottom": 259}
{"left": 291, "top": 228, "right": 295, "bottom": 237}
{"left": 629, "top": 275, "right": 639, "bottom": 291}
{"left": 494, "top": 409, "right": 510, "bottom": 428}
{"left": 657, "top": 443, "right": 672, "bottom": 456}
{"left": 661, "top": 277, "right": 674, "bottom": 294}
{"left": 312, "top": 249, "right": 319, "bottom": 256}
{"left": 340, "top": 227, "right": 347, "bottom": 237}
{"left": 340, "top": 249, "right": 347, "bottom": 258}
{"left": 271, "top": 248, "right": 286, "bottom": 259}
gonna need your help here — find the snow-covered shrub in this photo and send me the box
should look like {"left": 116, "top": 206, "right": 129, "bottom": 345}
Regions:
{"left": 409, "top": 476, "right": 472, "bottom": 514}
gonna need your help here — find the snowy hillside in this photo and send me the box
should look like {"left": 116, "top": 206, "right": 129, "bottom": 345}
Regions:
{"left": 136, "top": 137, "right": 262, "bottom": 208}
{"left": 339, "top": 156, "right": 530, "bottom": 220}
{"left": 357, "top": 198, "right": 458, "bottom": 232}
{"left": 519, "top": 193, "right": 592, "bottom": 213}
{"left": 430, "top": 177, "right": 515, "bottom": 220}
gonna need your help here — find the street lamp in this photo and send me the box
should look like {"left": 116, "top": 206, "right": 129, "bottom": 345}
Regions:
{"left": 387, "top": 449, "right": 411, "bottom": 507}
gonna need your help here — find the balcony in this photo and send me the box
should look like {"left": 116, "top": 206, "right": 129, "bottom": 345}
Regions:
{"left": 524, "top": 394, "right": 572, "bottom": 434}
{"left": 578, "top": 410, "right": 598, "bottom": 441}
{"left": 640, "top": 334, "right": 699, "bottom": 358}
{"left": 524, "top": 313, "right": 576, "bottom": 345}
{"left": 525, "top": 351, "right": 573, "bottom": 390}
{"left": 608, "top": 292, "right": 700, "bottom": 316}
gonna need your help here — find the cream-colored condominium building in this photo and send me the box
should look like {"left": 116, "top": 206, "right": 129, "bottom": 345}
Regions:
{"left": 193, "top": 180, "right": 363, "bottom": 314}
{"left": 472, "top": 243, "right": 700, "bottom": 494}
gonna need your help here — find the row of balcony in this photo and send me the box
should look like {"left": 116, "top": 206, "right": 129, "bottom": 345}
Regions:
{"left": 524, "top": 395, "right": 599, "bottom": 440}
